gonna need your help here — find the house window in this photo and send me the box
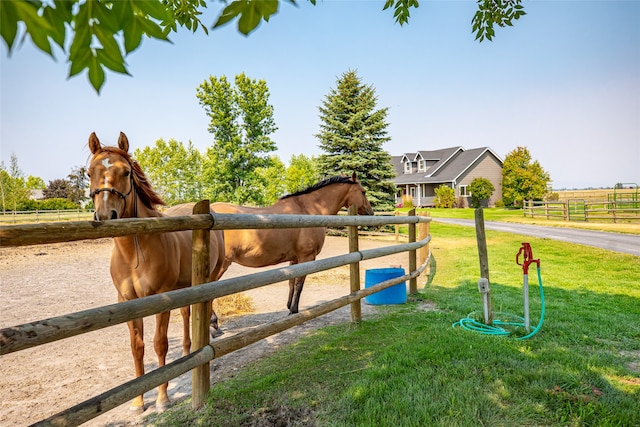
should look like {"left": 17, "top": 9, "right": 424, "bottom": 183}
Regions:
{"left": 418, "top": 160, "right": 426, "bottom": 172}
{"left": 459, "top": 185, "right": 469, "bottom": 197}
{"left": 404, "top": 162, "right": 412, "bottom": 174}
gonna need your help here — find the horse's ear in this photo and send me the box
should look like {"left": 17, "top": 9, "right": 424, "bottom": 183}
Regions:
{"left": 88, "top": 132, "right": 101, "bottom": 154}
{"left": 118, "top": 132, "right": 129, "bottom": 152}
{"left": 351, "top": 171, "right": 357, "bottom": 181}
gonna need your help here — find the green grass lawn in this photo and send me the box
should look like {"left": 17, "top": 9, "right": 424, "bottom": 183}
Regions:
{"left": 397, "top": 207, "right": 640, "bottom": 235}
{"left": 151, "top": 221, "right": 640, "bottom": 426}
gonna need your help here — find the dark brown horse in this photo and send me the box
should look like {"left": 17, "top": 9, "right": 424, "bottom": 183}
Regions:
{"left": 213, "top": 172, "right": 374, "bottom": 314}
{"left": 87, "top": 132, "right": 225, "bottom": 412}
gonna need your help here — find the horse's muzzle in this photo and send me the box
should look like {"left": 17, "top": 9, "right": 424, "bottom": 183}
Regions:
{"left": 94, "top": 210, "right": 119, "bottom": 221}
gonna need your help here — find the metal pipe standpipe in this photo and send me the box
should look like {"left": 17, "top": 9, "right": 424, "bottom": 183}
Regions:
{"left": 516, "top": 242, "right": 540, "bottom": 333}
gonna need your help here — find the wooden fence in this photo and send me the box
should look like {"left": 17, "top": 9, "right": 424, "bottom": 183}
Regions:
{"left": 523, "top": 200, "right": 640, "bottom": 223}
{"left": 0, "top": 206, "right": 431, "bottom": 426}
{"left": 0, "top": 208, "right": 94, "bottom": 224}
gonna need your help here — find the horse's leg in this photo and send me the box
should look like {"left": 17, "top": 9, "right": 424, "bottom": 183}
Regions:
{"left": 289, "top": 275, "right": 307, "bottom": 314}
{"left": 180, "top": 306, "right": 191, "bottom": 356}
{"left": 126, "top": 317, "right": 146, "bottom": 413}
{"left": 154, "top": 311, "right": 171, "bottom": 411}
{"left": 208, "top": 255, "right": 230, "bottom": 339}
{"left": 209, "top": 300, "right": 224, "bottom": 338}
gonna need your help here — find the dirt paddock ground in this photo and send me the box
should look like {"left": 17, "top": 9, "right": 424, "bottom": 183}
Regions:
{"left": 1, "top": 235, "right": 412, "bottom": 426}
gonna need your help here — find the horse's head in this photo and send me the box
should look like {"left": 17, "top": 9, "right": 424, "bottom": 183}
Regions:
{"left": 345, "top": 172, "right": 374, "bottom": 216}
{"left": 87, "top": 132, "right": 135, "bottom": 221}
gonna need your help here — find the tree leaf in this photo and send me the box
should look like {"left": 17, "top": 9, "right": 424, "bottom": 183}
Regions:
{"left": 93, "top": 24, "right": 121, "bottom": 56}
{"left": 14, "top": 1, "right": 54, "bottom": 55}
{"left": 214, "top": 1, "right": 246, "bottom": 29}
{"left": 112, "top": 0, "right": 134, "bottom": 29}
{"left": 69, "top": 3, "right": 91, "bottom": 59}
{"left": 91, "top": 1, "right": 120, "bottom": 33}
{"left": 88, "top": 52, "right": 106, "bottom": 93}
{"left": 68, "top": 47, "right": 92, "bottom": 77}
{"left": 133, "top": 0, "right": 172, "bottom": 22}
{"left": 42, "top": 4, "right": 68, "bottom": 49}
{"left": 123, "top": 17, "right": 143, "bottom": 54}
{"left": 237, "top": 3, "right": 264, "bottom": 35}
{"left": 136, "top": 15, "right": 170, "bottom": 40}
{"left": 0, "top": 1, "right": 19, "bottom": 51}
{"left": 96, "top": 48, "right": 129, "bottom": 74}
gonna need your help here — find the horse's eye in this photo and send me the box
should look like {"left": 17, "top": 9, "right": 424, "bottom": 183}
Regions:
{"left": 124, "top": 170, "right": 130, "bottom": 177}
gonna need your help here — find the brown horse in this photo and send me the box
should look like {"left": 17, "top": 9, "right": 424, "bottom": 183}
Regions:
{"left": 213, "top": 172, "right": 374, "bottom": 314}
{"left": 87, "top": 132, "right": 225, "bottom": 413}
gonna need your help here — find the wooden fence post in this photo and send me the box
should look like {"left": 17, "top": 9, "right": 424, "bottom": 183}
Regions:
{"left": 394, "top": 211, "right": 399, "bottom": 242}
{"left": 418, "top": 211, "right": 430, "bottom": 269}
{"left": 585, "top": 202, "right": 590, "bottom": 222}
{"left": 475, "top": 208, "right": 492, "bottom": 324}
{"left": 348, "top": 205, "right": 362, "bottom": 323}
{"left": 191, "top": 200, "right": 211, "bottom": 409}
{"left": 544, "top": 202, "right": 549, "bottom": 220}
{"left": 408, "top": 208, "right": 417, "bottom": 294}
{"left": 563, "top": 201, "right": 568, "bottom": 221}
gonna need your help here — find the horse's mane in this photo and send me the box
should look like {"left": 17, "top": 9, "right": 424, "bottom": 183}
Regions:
{"left": 93, "top": 146, "right": 166, "bottom": 209}
{"left": 280, "top": 176, "right": 356, "bottom": 200}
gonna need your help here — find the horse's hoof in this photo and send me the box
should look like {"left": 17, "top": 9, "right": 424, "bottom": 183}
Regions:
{"left": 156, "top": 401, "right": 171, "bottom": 413}
{"left": 129, "top": 404, "right": 144, "bottom": 414}
{"left": 210, "top": 326, "right": 224, "bottom": 339}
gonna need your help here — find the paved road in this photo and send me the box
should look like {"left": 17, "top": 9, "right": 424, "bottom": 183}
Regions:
{"left": 432, "top": 218, "right": 640, "bottom": 257}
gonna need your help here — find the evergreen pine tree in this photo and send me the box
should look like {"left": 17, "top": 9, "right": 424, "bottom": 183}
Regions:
{"left": 316, "top": 70, "right": 396, "bottom": 211}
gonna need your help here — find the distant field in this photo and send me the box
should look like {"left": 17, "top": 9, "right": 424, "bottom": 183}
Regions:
{"left": 554, "top": 187, "right": 638, "bottom": 202}
{"left": 0, "top": 209, "right": 93, "bottom": 224}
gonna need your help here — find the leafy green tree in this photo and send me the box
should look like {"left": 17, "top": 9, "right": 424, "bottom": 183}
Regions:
{"left": 0, "top": 154, "right": 30, "bottom": 211}
{"left": 284, "top": 154, "right": 319, "bottom": 194}
{"left": 26, "top": 176, "right": 46, "bottom": 190}
{"left": 43, "top": 179, "right": 72, "bottom": 200}
{"left": 134, "top": 138, "right": 205, "bottom": 204}
{"left": 67, "top": 166, "right": 89, "bottom": 204}
{"left": 256, "top": 155, "right": 287, "bottom": 205}
{"left": 502, "top": 146, "right": 550, "bottom": 207}
{"left": 1, "top": 0, "right": 524, "bottom": 92}
{"left": 468, "top": 177, "right": 495, "bottom": 208}
{"left": 197, "top": 73, "right": 277, "bottom": 205}
{"left": 434, "top": 184, "right": 455, "bottom": 208}
{"left": 316, "top": 70, "right": 396, "bottom": 211}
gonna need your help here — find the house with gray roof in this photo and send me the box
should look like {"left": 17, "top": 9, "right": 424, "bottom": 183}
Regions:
{"left": 391, "top": 146, "right": 503, "bottom": 207}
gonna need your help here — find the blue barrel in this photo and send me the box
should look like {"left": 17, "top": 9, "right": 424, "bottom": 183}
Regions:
{"left": 364, "top": 268, "right": 407, "bottom": 305}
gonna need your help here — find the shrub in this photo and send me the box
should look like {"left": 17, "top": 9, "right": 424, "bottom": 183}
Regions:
{"left": 468, "top": 177, "right": 495, "bottom": 208}
{"left": 401, "top": 195, "right": 414, "bottom": 209}
{"left": 434, "top": 184, "right": 455, "bottom": 208}
{"left": 37, "top": 198, "right": 80, "bottom": 210}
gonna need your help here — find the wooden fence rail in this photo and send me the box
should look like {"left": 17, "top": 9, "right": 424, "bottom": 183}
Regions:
{"left": 0, "top": 209, "right": 431, "bottom": 426}
{"left": 0, "top": 213, "right": 425, "bottom": 247}
{"left": 0, "top": 236, "right": 429, "bottom": 355}
{"left": 523, "top": 200, "right": 640, "bottom": 223}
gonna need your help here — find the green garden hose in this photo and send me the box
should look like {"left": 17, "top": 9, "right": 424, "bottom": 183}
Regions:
{"left": 452, "top": 267, "right": 545, "bottom": 340}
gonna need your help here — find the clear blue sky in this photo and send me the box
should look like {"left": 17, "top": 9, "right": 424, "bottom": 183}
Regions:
{"left": 1, "top": 1, "right": 639, "bottom": 189}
